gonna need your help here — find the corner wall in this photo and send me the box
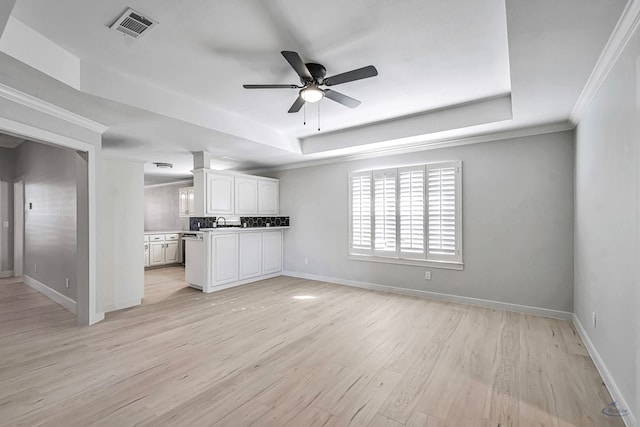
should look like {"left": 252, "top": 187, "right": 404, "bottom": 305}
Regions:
{"left": 574, "top": 22, "right": 639, "bottom": 424}
{"left": 144, "top": 182, "right": 191, "bottom": 232}
{"left": 275, "top": 131, "right": 575, "bottom": 314}
{"left": 0, "top": 146, "right": 14, "bottom": 276}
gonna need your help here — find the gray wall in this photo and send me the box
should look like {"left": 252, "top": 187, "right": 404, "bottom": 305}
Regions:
{"left": 275, "top": 131, "right": 575, "bottom": 312}
{"left": 0, "top": 146, "right": 15, "bottom": 274}
{"left": 144, "top": 182, "right": 191, "bottom": 232}
{"left": 15, "top": 141, "right": 77, "bottom": 300}
{"left": 574, "top": 26, "right": 639, "bottom": 419}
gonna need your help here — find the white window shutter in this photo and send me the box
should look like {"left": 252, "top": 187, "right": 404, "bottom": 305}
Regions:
{"left": 399, "top": 166, "right": 425, "bottom": 258}
{"left": 349, "top": 172, "right": 373, "bottom": 254}
{"left": 373, "top": 169, "right": 398, "bottom": 256}
{"left": 427, "top": 161, "right": 462, "bottom": 263}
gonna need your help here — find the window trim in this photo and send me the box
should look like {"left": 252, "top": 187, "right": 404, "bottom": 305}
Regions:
{"left": 348, "top": 161, "right": 463, "bottom": 270}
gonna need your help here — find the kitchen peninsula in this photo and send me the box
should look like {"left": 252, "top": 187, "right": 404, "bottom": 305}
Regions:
{"left": 184, "top": 226, "right": 287, "bottom": 293}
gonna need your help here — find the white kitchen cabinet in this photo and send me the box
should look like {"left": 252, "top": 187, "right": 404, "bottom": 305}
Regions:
{"left": 165, "top": 241, "right": 180, "bottom": 264}
{"left": 258, "top": 179, "right": 279, "bottom": 215}
{"left": 144, "top": 236, "right": 150, "bottom": 267}
{"left": 206, "top": 172, "right": 234, "bottom": 216}
{"left": 235, "top": 176, "right": 258, "bottom": 215}
{"left": 149, "top": 241, "right": 166, "bottom": 266}
{"left": 179, "top": 187, "right": 195, "bottom": 217}
{"left": 262, "top": 231, "right": 283, "bottom": 274}
{"left": 210, "top": 233, "right": 239, "bottom": 286}
{"left": 238, "top": 232, "right": 262, "bottom": 280}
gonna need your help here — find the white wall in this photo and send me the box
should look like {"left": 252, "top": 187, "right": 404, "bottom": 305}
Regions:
{"left": 275, "top": 131, "right": 575, "bottom": 313}
{"left": 144, "top": 182, "right": 191, "bottom": 232}
{"left": 0, "top": 146, "right": 14, "bottom": 276}
{"left": 99, "top": 158, "right": 145, "bottom": 312}
{"left": 574, "top": 24, "right": 639, "bottom": 423}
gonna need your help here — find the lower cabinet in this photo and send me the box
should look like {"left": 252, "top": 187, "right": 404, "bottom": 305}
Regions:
{"left": 239, "top": 232, "right": 262, "bottom": 280}
{"left": 262, "top": 231, "right": 283, "bottom": 274}
{"left": 145, "top": 233, "right": 182, "bottom": 267}
{"left": 210, "top": 233, "right": 239, "bottom": 286}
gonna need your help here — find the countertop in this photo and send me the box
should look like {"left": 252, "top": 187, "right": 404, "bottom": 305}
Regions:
{"left": 196, "top": 226, "right": 290, "bottom": 233}
{"left": 144, "top": 230, "right": 189, "bottom": 234}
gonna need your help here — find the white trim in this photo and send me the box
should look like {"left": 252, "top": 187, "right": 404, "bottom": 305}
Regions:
{"left": 570, "top": 0, "right": 640, "bottom": 124}
{"left": 144, "top": 179, "right": 194, "bottom": 189}
{"left": 103, "top": 298, "right": 142, "bottom": 313}
{"left": 349, "top": 255, "right": 464, "bottom": 270}
{"left": 243, "top": 122, "right": 574, "bottom": 175}
{"left": 23, "top": 275, "right": 77, "bottom": 314}
{"left": 0, "top": 116, "right": 102, "bottom": 325}
{"left": 0, "top": 270, "right": 14, "bottom": 278}
{"left": 283, "top": 270, "right": 572, "bottom": 320}
{"left": 572, "top": 314, "right": 636, "bottom": 427}
{"left": 0, "top": 83, "right": 108, "bottom": 133}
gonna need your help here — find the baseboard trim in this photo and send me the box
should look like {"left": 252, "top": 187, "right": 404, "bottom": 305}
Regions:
{"left": 23, "top": 275, "right": 77, "bottom": 315}
{"left": 103, "top": 298, "right": 142, "bottom": 313}
{"left": 283, "top": 270, "right": 573, "bottom": 320}
{"left": 0, "top": 270, "right": 14, "bottom": 279}
{"left": 572, "top": 314, "right": 636, "bottom": 427}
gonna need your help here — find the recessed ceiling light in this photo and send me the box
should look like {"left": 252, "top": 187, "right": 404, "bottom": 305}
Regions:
{"left": 153, "top": 162, "right": 173, "bottom": 169}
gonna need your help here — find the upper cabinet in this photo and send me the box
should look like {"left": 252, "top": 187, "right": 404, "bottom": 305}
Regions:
{"left": 193, "top": 170, "right": 279, "bottom": 217}
{"left": 258, "top": 178, "right": 279, "bottom": 215}
{"left": 179, "top": 187, "right": 195, "bottom": 217}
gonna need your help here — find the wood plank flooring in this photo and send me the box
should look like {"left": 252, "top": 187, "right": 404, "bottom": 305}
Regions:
{"left": 0, "top": 267, "right": 624, "bottom": 426}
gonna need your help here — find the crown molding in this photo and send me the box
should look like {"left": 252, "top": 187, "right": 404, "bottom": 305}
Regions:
{"left": 570, "top": 0, "right": 640, "bottom": 124}
{"left": 144, "top": 179, "right": 194, "bottom": 189}
{"left": 242, "top": 121, "right": 574, "bottom": 174}
{"left": 0, "top": 83, "right": 108, "bottom": 134}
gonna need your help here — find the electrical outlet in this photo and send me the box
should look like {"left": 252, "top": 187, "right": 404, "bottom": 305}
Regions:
{"left": 34, "top": 265, "right": 38, "bottom": 273}
{"left": 424, "top": 271, "right": 431, "bottom": 280}
{"left": 304, "top": 258, "right": 309, "bottom": 265}
{"left": 592, "top": 312, "right": 597, "bottom": 328}
{"left": 65, "top": 278, "right": 70, "bottom": 289}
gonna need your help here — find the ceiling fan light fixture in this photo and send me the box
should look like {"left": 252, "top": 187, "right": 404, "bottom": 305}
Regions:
{"left": 300, "top": 86, "right": 324, "bottom": 103}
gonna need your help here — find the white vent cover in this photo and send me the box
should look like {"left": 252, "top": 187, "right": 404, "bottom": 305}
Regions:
{"left": 110, "top": 8, "right": 157, "bottom": 39}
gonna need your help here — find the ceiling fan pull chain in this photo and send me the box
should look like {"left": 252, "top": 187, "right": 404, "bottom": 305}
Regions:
{"left": 317, "top": 102, "right": 321, "bottom": 132}
{"left": 303, "top": 103, "right": 306, "bottom": 125}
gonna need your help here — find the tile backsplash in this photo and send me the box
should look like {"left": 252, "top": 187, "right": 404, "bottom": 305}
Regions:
{"left": 189, "top": 216, "right": 290, "bottom": 230}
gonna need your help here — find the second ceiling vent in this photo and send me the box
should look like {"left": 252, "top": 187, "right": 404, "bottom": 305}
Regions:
{"left": 110, "top": 8, "right": 157, "bottom": 39}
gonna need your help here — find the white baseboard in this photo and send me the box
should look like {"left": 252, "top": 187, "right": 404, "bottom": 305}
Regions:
{"left": 573, "top": 314, "right": 636, "bottom": 427}
{"left": 283, "top": 270, "right": 573, "bottom": 320}
{"left": 203, "top": 272, "right": 283, "bottom": 293}
{"left": 23, "top": 275, "right": 77, "bottom": 315}
{"left": 0, "top": 270, "right": 14, "bottom": 279}
{"left": 103, "top": 298, "right": 142, "bottom": 313}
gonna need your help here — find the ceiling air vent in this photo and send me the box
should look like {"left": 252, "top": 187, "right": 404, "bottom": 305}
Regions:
{"left": 110, "top": 8, "right": 157, "bottom": 39}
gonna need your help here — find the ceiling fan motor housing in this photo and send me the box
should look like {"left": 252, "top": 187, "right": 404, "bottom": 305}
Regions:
{"left": 304, "top": 63, "right": 327, "bottom": 84}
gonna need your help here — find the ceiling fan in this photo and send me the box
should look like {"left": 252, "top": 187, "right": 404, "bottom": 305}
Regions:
{"left": 243, "top": 51, "right": 378, "bottom": 113}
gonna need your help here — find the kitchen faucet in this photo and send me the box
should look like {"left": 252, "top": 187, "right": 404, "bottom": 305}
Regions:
{"left": 216, "top": 217, "right": 226, "bottom": 227}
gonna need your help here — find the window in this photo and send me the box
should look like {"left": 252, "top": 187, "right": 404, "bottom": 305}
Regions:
{"left": 349, "top": 161, "right": 462, "bottom": 268}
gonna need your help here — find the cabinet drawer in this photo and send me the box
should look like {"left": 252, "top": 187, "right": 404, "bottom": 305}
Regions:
{"left": 165, "top": 234, "right": 180, "bottom": 241}
{"left": 148, "top": 234, "right": 165, "bottom": 242}
{"left": 143, "top": 235, "right": 150, "bottom": 242}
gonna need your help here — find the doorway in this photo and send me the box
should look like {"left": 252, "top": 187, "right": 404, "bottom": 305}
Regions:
{"left": 13, "top": 178, "right": 23, "bottom": 277}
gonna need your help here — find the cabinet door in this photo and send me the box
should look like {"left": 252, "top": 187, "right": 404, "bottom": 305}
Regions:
{"left": 206, "top": 173, "right": 234, "bottom": 215}
{"left": 179, "top": 188, "right": 189, "bottom": 217}
{"left": 238, "top": 232, "right": 262, "bottom": 280}
{"left": 165, "top": 241, "right": 179, "bottom": 264}
{"left": 210, "top": 234, "right": 239, "bottom": 286}
{"left": 235, "top": 177, "right": 258, "bottom": 215}
{"left": 258, "top": 179, "right": 279, "bottom": 215}
{"left": 187, "top": 188, "right": 195, "bottom": 216}
{"left": 262, "top": 231, "right": 282, "bottom": 275}
{"left": 149, "top": 242, "right": 166, "bottom": 266}
{"left": 144, "top": 243, "right": 150, "bottom": 267}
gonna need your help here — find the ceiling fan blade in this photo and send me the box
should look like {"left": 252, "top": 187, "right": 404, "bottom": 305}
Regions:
{"left": 324, "top": 65, "right": 378, "bottom": 86}
{"left": 324, "top": 89, "right": 361, "bottom": 108}
{"left": 243, "top": 84, "right": 299, "bottom": 89}
{"left": 288, "top": 95, "right": 305, "bottom": 113}
{"left": 281, "top": 51, "right": 312, "bottom": 80}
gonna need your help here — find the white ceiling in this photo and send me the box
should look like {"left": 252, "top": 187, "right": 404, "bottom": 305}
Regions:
{"left": 0, "top": 0, "right": 628, "bottom": 181}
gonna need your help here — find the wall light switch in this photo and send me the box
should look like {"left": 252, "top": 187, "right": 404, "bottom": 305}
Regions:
{"left": 34, "top": 265, "right": 38, "bottom": 273}
{"left": 304, "top": 258, "right": 309, "bottom": 265}
{"left": 2, "top": 221, "right": 8, "bottom": 228}
{"left": 65, "top": 278, "right": 70, "bottom": 289}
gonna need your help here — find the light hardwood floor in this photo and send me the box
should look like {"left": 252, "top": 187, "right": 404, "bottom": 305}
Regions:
{"left": 0, "top": 268, "right": 624, "bottom": 426}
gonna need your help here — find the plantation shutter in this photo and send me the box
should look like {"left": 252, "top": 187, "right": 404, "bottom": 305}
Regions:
{"left": 373, "top": 169, "right": 397, "bottom": 256}
{"left": 349, "top": 172, "right": 373, "bottom": 254}
{"left": 427, "top": 161, "right": 462, "bottom": 262}
{"left": 399, "top": 166, "right": 425, "bottom": 258}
